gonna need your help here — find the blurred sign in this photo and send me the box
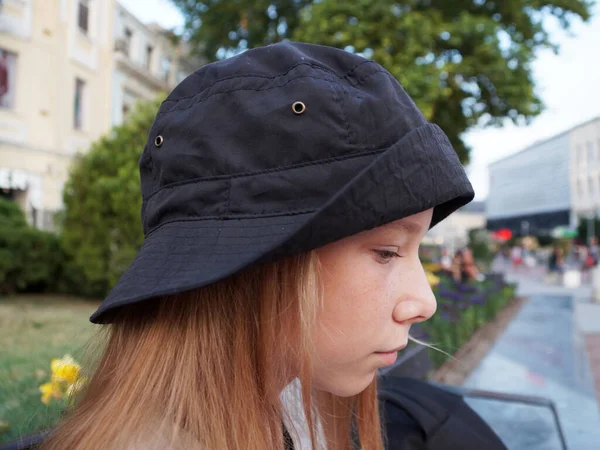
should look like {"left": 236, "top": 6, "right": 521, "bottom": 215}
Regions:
{"left": 492, "top": 228, "right": 512, "bottom": 241}
{"left": 551, "top": 226, "right": 577, "bottom": 239}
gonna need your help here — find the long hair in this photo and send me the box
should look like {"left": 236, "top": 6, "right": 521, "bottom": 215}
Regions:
{"left": 41, "top": 251, "right": 384, "bottom": 450}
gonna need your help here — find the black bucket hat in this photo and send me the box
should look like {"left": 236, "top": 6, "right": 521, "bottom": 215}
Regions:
{"left": 90, "top": 42, "right": 474, "bottom": 324}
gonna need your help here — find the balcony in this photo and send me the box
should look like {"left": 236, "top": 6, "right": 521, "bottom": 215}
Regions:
{"left": 0, "top": 0, "right": 31, "bottom": 39}
{"left": 114, "top": 38, "right": 170, "bottom": 92}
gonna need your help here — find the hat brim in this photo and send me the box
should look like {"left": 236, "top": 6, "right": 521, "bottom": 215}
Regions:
{"left": 90, "top": 124, "right": 473, "bottom": 323}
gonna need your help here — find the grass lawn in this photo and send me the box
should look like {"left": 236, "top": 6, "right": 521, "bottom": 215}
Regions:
{"left": 0, "top": 295, "right": 99, "bottom": 444}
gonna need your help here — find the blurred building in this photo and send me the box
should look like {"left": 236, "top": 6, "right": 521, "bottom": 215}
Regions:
{"left": 112, "top": 3, "right": 197, "bottom": 126}
{"left": 0, "top": 0, "right": 196, "bottom": 231}
{"left": 486, "top": 116, "right": 600, "bottom": 236}
{"left": 426, "top": 200, "right": 486, "bottom": 252}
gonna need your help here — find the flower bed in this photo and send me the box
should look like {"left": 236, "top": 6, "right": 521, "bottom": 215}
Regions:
{"left": 418, "top": 272, "right": 517, "bottom": 368}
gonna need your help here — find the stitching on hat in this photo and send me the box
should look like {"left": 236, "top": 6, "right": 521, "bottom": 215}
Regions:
{"left": 158, "top": 75, "right": 346, "bottom": 116}
{"left": 159, "top": 66, "right": 388, "bottom": 118}
{"left": 354, "top": 68, "right": 389, "bottom": 87}
{"left": 225, "top": 179, "right": 232, "bottom": 214}
{"left": 144, "top": 147, "right": 384, "bottom": 202}
{"left": 145, "top": 209, "right": 316, "bottom": 238}
{"left": 342, "top": 61, "right": 383, "bottom": 87}
{"left": 342, "top": 60, "right": 375, "bottom": 79}
{"left": 161, "top": 62, "right": 341, "bottom": 105}
{"left": 328, "top": 81, "right": 351, "bottom": 147}
{"left": 161, "top": 60, "right": 379, "bottom": 106}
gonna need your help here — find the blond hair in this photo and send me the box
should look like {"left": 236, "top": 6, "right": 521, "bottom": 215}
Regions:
{"left": 41, "top": 252, "right": 384, "bottom": 450}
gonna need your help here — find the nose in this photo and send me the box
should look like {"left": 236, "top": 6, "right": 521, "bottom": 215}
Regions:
{"left": 392, "top": 267, "right": 437, "bottom": 325}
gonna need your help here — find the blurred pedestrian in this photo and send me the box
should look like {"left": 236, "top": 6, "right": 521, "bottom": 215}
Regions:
{"left": 548, "top": 246, "right": 564, "bottom": 273}
{"left": 511, "top": 245, "right": 523, "bottom": 270}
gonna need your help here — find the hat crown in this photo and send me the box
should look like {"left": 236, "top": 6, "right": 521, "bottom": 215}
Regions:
{"left": 91, "top": 42, "right": 474, "bottom": 323}
{"left": 139, "top": 42, "right": 426, "bottom": 234}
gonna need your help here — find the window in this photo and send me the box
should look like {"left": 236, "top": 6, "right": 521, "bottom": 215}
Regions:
{"left": 589, "top": 176, "right": 595, "bottom": 198}
{"left": 74, "top": 78, "right": 85, "bottom": 130}
{"left": 588, "top": 141, "right": 594, "bottom": 164}
{"left": 78, "top": 0, "right": 90, "bottom": 34}
{"left": 145, "top": 45, "right": 153, "bottom": 70}
{"left": 0, "top": 49, "right": 17, "bottom": 109}
{"left": 123, "top": 28, "right": 133, "bottom": 57}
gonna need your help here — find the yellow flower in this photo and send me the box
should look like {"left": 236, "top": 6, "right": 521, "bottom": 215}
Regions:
{"left": 426, "top": 271, "right": 440, "bottom": 287}
{"left": 39, "top": 381, "right": 63, "bottom": 405}
{"left": 422, "top": 263, "right": 442, "bottom": 273}
{"left": 50, "top": 355, "right": 80, "bottom": 384}
{"left": 39, "top": 355, "right": 87, "bottom": 405}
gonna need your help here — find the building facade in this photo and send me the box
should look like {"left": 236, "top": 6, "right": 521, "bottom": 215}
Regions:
{"left": 486, "top": 116, "right": 600, "bottom": 236}
{"left": 426, "top": 201, "right": 486, "bottom": 252}
{"left": 0, "top": 0, "right": 195, "bottom": 230}
{"left": 571, "top": 117, "right": 600, "bottom": 218}
{"left": 111, "top": 3, "right": 196, "bottom": 127}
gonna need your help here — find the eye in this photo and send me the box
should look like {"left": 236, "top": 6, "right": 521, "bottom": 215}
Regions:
{"left": 374, "top": 249, "right": 401, "bottom": 264}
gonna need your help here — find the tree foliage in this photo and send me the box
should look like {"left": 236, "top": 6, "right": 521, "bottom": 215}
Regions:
{"left": 60, "top": 97, "right": 163, "bottom": 297}
{"left": 170, "top": 0, "right": 593, "bottom": 163}
{"left": 577, "top": 215, "right": 600, "bottom": 243}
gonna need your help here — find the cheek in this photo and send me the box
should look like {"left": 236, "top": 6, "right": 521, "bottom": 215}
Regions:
{"left": 318, "top": 259, "right": 397, "bottom": 344}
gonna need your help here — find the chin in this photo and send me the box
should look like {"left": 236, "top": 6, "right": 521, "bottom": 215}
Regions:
{"left": 315, "top": 370, "right": 376, "bottom": 398}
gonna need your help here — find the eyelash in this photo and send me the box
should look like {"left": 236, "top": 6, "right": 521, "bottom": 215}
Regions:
{"left": 374, "top": 249, "right": 401, "bottom": 263}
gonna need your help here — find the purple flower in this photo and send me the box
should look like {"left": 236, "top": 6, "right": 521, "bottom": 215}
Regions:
{"left": 470, "top": 295, "right": 486, "bottom": 305}
{"left": 438, "top": 290, "right": 463, "bottom": 302}
{"left": 457, "top": 284, "right": 477, "bottom": 293}
{"left": 440, "top": 311, "right": 457, "bottom": 322}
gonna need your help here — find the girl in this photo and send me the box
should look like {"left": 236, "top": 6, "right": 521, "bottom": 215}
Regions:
{"left": 35, "top": 42, "right": 489, "bottom": 449}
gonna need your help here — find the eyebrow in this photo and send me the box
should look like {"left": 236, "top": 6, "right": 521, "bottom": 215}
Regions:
{"left": 384, "top": 220, "right": 424, "bottom": 235}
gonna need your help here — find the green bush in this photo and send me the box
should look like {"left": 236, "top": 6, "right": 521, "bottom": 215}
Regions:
{"left": 0, "top": 197, "right": 27, "bottom": 228}
{"left": 468, "top": 228, "right": 494, "bottom": 266}
{"left": 0, "top": 226, "right": 64, "bottom": 294}
{"left": 59, "top": 96, "right": 163, "bottom": 297}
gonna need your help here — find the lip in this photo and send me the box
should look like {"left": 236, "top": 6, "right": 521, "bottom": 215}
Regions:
{"left": 375, "top": 350, "right": 398, "bottom": 366}
{"left": 376, "top": 343, "right": 407, "bottom": 354}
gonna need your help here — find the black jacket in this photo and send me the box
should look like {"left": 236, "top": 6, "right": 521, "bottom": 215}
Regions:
{"left": 378, "top": 375, "right": 507, "bottom": 450}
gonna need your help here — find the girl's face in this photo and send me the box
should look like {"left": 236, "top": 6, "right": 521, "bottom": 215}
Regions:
{"left": 313, "top": 208, "right": 436, "bottom": 397}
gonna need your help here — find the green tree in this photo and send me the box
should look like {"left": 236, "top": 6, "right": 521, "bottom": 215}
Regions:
{"left": 577, "top": 215, "right": 600, "bottom": 243}
{"left": 170, "top": 0, "right": 593, "bottom": 163}
{"left": 60, "top": 97, "right": 163, "bottom": 297}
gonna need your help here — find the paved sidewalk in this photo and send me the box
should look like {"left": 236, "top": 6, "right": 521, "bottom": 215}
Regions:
{"left": 576, "top": 302, "right": 600, "bottom": 405}
{"left": 461, "top": 278, "right": 600, "bottom": 449}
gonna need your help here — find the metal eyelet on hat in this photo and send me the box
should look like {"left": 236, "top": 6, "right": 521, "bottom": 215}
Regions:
{"left": 292, "top": 101, "right": 306, "bottom": 115}
{"left": 154, "top": 135, "right": 164, "bottom": 147}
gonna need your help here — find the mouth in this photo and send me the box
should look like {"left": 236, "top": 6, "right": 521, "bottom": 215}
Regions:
{"left": 375, "top": 343, "right": 407, "bottom": 354}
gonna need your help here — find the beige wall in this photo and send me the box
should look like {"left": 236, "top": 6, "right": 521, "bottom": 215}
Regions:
{"left": 0, "top": 0, "right": 194, "bottom": 230}
{"left": 0, "top": 0, "right": 115, "bottom": 229}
